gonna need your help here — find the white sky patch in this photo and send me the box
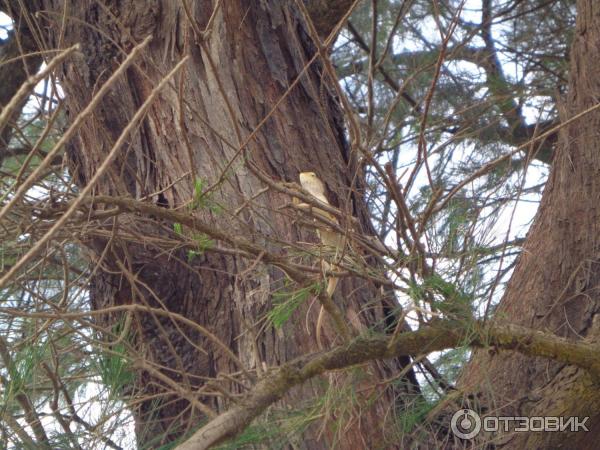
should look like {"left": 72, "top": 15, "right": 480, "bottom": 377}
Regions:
{"left": 0, "top": 12, "right": 10, "bottom": 38}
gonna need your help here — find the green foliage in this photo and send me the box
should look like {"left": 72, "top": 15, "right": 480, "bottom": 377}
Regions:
{"left": 215, "top": 424, "right": 280, "bottom": 449}
{"left": 268, "top": 283, "right": 321, "bottom": 328}
{"left": 190, "top": 177, "right": 223, "bottom": 214}
{"left": 0, "top": 239, "right": 20, "bottom": 271}
{"left": 443, "top": 198, "right": 472, "bottom": 254}
{"left": 95, "top": 346, "right": 133, "bottom": 394}
{"left": 2, "top": 154, "right": 43, "bottom": 178}
{"left": 3, "top": 338, "right": 48, "bottom": 399}
{"left": 434, "top": 347, "right": 469, "bottom": 386}
{"left": 187, "top": 233, "right": 215, "bottom": 261}
{"left": 192, "top": 176, "right": 206, "bottom": 209}
{"left": 215, "top": 403, "right": 319, "bottom": 449}
{"left": 395, "top": 397, "right": 436, "bottom": 435}
{"left": 408, "top": 273, "right": 473, "bottom": 320}
{"left": 173, "top": 222, "right": 183, "bottom": 235}
{"left": 94, "top": 321, "right": 134, "bottom": 395}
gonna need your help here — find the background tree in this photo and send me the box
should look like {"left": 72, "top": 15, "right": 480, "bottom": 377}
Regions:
{"left": 1, "top": 1, "right": 599, "bottom": 449}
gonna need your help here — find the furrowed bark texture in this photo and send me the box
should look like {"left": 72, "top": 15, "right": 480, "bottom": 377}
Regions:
{"left": 459, "top": 1, "right": 600, "bottom": 448}
{"left": 0, "top": 7, "right": 42, "bottom": 165}
{"left": 19, "top": 1, "right": 416, "bottom": 448}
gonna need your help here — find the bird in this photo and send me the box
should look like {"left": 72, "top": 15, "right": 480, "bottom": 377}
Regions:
{"left": 298, "top": 172, "right": 329, "bottom": 205}
{"left": 300, "top": 172, "right": 345, "bottom": 266}
{"left": 296, "top": 172, "right": 394, "bottom": 347}
{"left": 298, "top": 172, "right": 348, "bottom": 348}
{"left": 298, "top": 172, "right": 390, "bottom": 257}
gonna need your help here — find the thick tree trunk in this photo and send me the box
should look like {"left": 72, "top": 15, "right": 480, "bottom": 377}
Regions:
{"left": 459, "top": 1, "right": 600, "bottom": 448}
{"left": 19, "top": 1, "right": 416, "bottom": 448}
{"left": 0, "top": 11, "right": 41, "bottom": 165}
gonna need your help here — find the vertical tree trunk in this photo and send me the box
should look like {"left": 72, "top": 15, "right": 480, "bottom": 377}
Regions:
{"left": 0, "top": 14, "right": 41, "bottom": 164}
{"left": 22, "top": 1, "right": 416, "bottom": 448}
{"left": 459, "top": 1, "right": 600, "bottom": 448}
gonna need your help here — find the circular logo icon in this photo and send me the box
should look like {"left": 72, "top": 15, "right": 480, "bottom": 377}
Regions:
{"left": 451, "top": 409, "right": 481, "bottom": 439}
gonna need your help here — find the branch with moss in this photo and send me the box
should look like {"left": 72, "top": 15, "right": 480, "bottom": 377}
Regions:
{"left": 175, "top": 319, "right": 600, "bottom": 449}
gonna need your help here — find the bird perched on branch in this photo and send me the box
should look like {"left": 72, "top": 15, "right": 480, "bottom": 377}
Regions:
{"left": 298, "top": 171, "right": 345, "bottom": 298}
{"left": 298, "top": 171, "right": 329, "bottom": 205}
{"left": 298, "top": 172, "right": 390, "bottom": 255}
{"left": 297, "top": 172, "right": 348, "bottom": 348}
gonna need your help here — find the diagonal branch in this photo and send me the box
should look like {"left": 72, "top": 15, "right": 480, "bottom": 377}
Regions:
{"left": 175, "top": 319, "right": 600, "bottom": 450}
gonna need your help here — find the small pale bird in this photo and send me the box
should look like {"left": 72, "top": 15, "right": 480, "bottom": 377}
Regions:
{"left": 299, "top": 172, "right": 345, "bottom": 258}
{"left": 299, "top": 171, "right": 347, "bottom": 348}
{"left": 299, "top": 172, "right": 391, "bottom": 256}
{"left": 297, "top": 172, "right": 391, "bottom": 347}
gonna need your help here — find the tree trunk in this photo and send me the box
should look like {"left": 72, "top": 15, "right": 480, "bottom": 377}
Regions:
{"left": 0, "top": 12, "right": 41, "bottom": 165}
{"left": 459, "top": 1, "right": 600, "bottom": 448}
{"left": 19, "top": 1, "right": 416, "bottom": 448}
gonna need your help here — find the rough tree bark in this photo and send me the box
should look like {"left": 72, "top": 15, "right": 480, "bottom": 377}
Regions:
{"left": 459, "top": 1, "right": 600, "bottom": 448}
{"left": 8, "top": 1, "right": 418, "bottom": 448}
{"left": 0, "top": 10, "right": 41, "bottom": 165}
